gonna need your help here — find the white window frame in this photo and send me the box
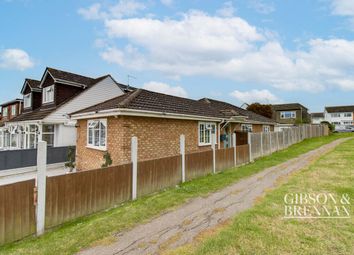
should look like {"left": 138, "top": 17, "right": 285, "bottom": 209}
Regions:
{"left": 263, "top": 125, "right": 270, "bottom": 132}
{"left": 280, "top": 111, "right": 296, "bottom": 119}
{"left": 42, "top": 85, "right": 55, "bottom": 104}
{"left": 241, "top": 124, "right": 253, "bottom": 132}
{"left": 11, "top": 105, "right": 16, "bottom": 116}
{"left": 2, "top": 107, "right": 8, "bottom": 117}
{"left": 331, "top": 113, "right": 340, "bottom": 118}
{"left": 87, "top": 119, "right": 107, "bottom": 151}
{"left": 198, "top": 122, "right": 216, "bottom": 146}
{"left": 24, "top": 93, "right": 32, "bottom": 108}
{"left": 343, "top": 112, "right": 352, "bottom": 118}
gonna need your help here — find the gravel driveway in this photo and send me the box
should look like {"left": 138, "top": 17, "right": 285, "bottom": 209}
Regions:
{"left": 78, "top": 138, "right": 349, "bottom": 255}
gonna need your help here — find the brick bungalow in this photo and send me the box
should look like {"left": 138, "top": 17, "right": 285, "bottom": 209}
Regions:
{"left": 71, "top": 89, "right": 276, "bottom": 170}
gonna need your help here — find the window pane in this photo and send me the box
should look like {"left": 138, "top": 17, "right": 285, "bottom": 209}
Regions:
{"left": 88, "top": 128, "right": 93, "bottom": 144}
{"left": 42, "top": 134, "right": 54, "bottom": 147}
{"left": 43, "top": 124, "right": 54, "bottom": 133}
{"left": 100, "top": 127, "right": 106, "bottom": 146}
{"left": 94, "top": 129, "right": 100, "bottom": 146}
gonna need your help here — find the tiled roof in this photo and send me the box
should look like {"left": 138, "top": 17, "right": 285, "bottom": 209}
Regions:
{"left": 199, "top": 98, "right": 275, "bottom": 123}
{"left": 25, "top": 79, "right": 41, "bottom": 89}
{"left": 9, "top": 108, "right": 55, "bottom": 122}
{"left": 46, "top": 67, "right": 96, "bottom": 87}
{"left": 311, "top": 112, "right": 324, "bottom": 118}
{"left": 72, "top": 89, "right": 223, "bottom": 118}
{"left": 72, "top": 89, "right": 275, "bottom": 124}
{"left": 325, "top": 105, "right": 354, "bottom": 113}
{"left": 271, "top": 103, "right": 308, "bottom": 111}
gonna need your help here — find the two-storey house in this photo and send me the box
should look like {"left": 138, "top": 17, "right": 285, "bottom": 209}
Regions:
{"left": 2, "top": 67, "right": 131, "bottom": 150}
{"left": 324, "top": 105, "right": 354, "bottom": 131}
{"left": 271, "top": 103, "right": 310, "bottom": 129}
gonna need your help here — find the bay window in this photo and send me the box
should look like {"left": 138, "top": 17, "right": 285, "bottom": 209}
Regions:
{"left": 87, "top": 119, "right": 107, "bottom": 150}
{"left": 43, "top": 85, "right": 54, "bottom": 103}
{"left": 24, "top": 93, "right": 31, "bottom": 108}
{"left": 199, "top": 122, "right": 216, "bottom": 146}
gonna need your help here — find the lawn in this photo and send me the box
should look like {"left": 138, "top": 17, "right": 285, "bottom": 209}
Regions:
{"left": 171, "top": 137, "right": 354, "bottom": 255}
{"left": 0, "top": 133, "right": 352, "bottom": 255}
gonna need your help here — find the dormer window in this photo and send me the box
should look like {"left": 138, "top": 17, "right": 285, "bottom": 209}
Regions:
{"left": 24, "top": 93, "right": 32, "bottom": 108}
{"left": 43, "top": 85, "right": 54, "bottom": 103}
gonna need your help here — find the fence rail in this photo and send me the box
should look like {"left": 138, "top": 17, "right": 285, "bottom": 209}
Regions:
{"left": 0, "top": 124, "right": 328, "bottom": 245}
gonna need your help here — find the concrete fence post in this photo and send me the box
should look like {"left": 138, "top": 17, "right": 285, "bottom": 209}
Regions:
{"left": 131, "top": 137, "right": 138, "bottom": 200}
{"left": 283, "top": 130, "right": 286, "bottom": 148}
{"left": 180, "top": 135, "right": 186, "bottom": 183}
{"left": 36, "top": 141, "right": 47, "bottom": 236}
{"left": 232, "top": 133, "right": 237, "bottom": 167}
{"left": 260, "top": 132, "right": 264, "bottom": 156}
{"left": 269, "top": 132, "right": 272, "bottom": 154}
{"left": 248, "top": 132, "right": 252, "bottom": 162}
{"left": 212, "top": 133, "right": 216, "bottom": 174}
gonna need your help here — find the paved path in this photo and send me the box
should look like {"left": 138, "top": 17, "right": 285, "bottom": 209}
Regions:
{"left": 78, "top": 138, "right": 349, "bottom": 255}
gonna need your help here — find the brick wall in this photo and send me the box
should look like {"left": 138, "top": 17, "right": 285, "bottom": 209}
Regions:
{"left": 76, "top": 116, "right": 217, "bottom": 171}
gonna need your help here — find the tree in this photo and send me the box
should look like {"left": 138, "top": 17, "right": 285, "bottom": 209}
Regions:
{"left": 246, "top": 103, "right": 273, "bottom": 119}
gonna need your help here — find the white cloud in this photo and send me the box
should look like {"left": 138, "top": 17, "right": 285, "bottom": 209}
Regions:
{"left": 160, "top": 0, "right": 173, "bottom": 7}
{"left": 143, "top": 81, "right": 188, "bottom": 97}
{"left": 80, "top": 2, "right": 354, "bottom": 93}
{"left": 331, "top": 0, "right": 354, "bottom": 16}
{"left": 230, "top": 89, "right": 280, "bottom": 104}
{"left": 216, "top": 1, "right": 236, "bottom": 17}
{"left": 248, "top": 0, "right": 275, "bottom": 14}
{"left": 0, "top": 48, "right": 34, "bottom": 70}
{"left": 78, "top": 0, "right": 145, "bottom": 20}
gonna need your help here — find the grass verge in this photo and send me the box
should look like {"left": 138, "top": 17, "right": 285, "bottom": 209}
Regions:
{"left": 0, "top": 133, "right": 352, "bottom": 255}
{"left": 171, "top": 137, "right": 354, "bottom": 255}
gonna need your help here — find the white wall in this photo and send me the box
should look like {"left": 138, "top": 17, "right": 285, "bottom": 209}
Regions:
{"left": 311, "top": 117, "right": 324, "bottom": 124}
{"left": 45, "top": 76, "right": 124, "bottom": 123}
{"left": 324, "top": 111, "right": 353, "bottom": 130}
{"left": 54, "top": 124, "right": 76, "bottom": 147}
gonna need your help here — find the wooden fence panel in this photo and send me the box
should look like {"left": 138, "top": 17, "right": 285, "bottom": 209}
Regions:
{"left": 250, "top": 133, "right": 262, "bottom": 160}
{"left": 235, "top": 131, "right": 248, "bottom": 145}
{"left": 236, "top": 144, "right": 250, "bottom": 165}
{"left": 262, "top": 133, "right": 271, "bottom": 155}
{"left": 186, "top": 150, "right": 213, "bottom": 180}
{"left": 45, "top": 164, "right": 132, "bottom": 228}
{"left": 0, "top": 180, "right": 35, "bottom": 245}
{"left": 215, "top": 147, "right": 234, "bottom": 172}
{"left": 270, "top": 132, "right": 278, "bottom": 153}
{"left": 137, "top": 155, "right": 181, "bottom": 196}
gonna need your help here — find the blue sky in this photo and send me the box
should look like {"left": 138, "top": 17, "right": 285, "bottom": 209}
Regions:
{"left": 1, "top": 0, "right": 354, "bottom": 112}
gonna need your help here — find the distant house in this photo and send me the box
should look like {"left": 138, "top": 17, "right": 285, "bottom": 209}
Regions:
{"left": 0, "top": 99, "right": 23, "bottom": 149}
{"left": 70, "top": 89, "right": 276, "bottom": 170}
{"left": 2, "top": 67, "right": 130, "bottom": 150}
{"left": 324, "top": 105, "right": 354, "bottom": 131}
{"left": 0, "top": 99, "right": 23, "bottom": 125}
{"left": 271, "top": 103, "right": 310, "bottom": 127}
{"left": 311, "top": 112, "right": 324, "bottom": 124}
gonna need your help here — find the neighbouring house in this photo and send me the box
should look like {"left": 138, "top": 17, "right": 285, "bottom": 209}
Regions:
{"left": 0, "top": 99, "right": 23, "bottom": 149}
{"left": 311, "top": 112, "right": 324, "bottom": 124}
{"left": 271, "top": 103, "right": 310, "bottom": 128}
{"left": 1, "top": 67, "right": 131, "bottom": 150}
{"left": 324, "top": 105, "right": 354, "bottom": 131}
{"left": 70, "top": 89, "right": 276, "bottom": 170}
{"left": 0, "top": 98, "right": 23, "bottom": 124}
